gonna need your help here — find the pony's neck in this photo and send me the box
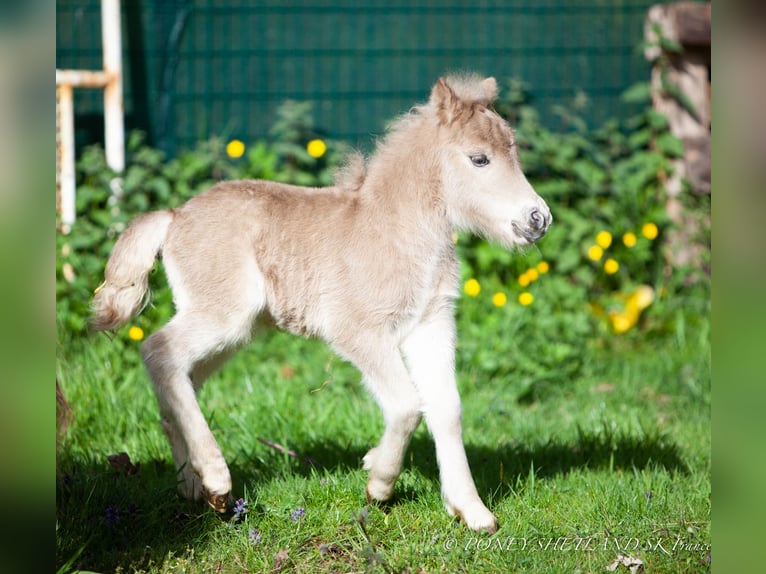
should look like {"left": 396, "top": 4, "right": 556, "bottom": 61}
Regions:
{"left": 360, "top": 115, "right": 446, "bottom": 226}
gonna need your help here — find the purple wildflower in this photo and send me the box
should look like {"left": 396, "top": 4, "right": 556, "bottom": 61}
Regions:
{"left": 104, "top": 504, "right": 120, "bottom": 527}
{"left": 290, "top": 507, "right": 305, "bottom": 522}
{"left": 248, "top": 528, "right": 262, "bottom": 544}
{"left": 232, "top": 498, "right": 248, "bottom": 520}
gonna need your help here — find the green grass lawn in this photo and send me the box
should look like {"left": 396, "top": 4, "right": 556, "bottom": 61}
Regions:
{"left": 56, "top": 295, "right": 710, "bottom": 573}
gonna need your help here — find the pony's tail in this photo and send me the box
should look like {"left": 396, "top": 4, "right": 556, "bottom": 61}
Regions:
{"left": 91, "top": 210, "right": 173, "bottom": 332}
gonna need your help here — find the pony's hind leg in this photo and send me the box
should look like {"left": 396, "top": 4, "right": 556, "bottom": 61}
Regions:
{"left": 161, "top": 349, "right": 236, "bottom": 503}
{"left": 141, "top": 313, "right": 250, "bottom": 511}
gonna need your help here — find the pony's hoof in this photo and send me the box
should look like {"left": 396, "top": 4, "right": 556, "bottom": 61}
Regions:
{"left": 447, "top": 501, "right": 498, "bottom": 533}
{"left": 365, "top": 478, "right": 394, "bottom": 502}
{"left": 205, "top": 490, "right": 230, "bottom": 513}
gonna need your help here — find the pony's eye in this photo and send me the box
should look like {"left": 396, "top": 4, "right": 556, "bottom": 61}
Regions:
{"left": 470, "top": 154, "right": 490, "bottom": 167}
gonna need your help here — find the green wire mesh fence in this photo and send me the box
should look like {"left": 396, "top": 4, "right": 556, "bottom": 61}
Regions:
{"left": 57, "top": 0, "right": 664, "bottom": 155}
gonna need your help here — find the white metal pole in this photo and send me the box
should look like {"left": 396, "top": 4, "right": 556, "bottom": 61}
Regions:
{"left": 58, "top": 84, "right": 77, "bottom": 228}
{"left": 102, "top": 0, "right": 125, "bottom": 178}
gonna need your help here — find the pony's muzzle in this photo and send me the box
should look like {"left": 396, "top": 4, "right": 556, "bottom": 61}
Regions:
{"left": 513, "top": 206, "right": 552, "bottom": 243}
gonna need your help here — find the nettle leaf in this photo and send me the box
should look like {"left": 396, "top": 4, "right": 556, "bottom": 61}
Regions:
{"left": 647, "top": 109, "right": 670, "bottom": 130}
{"left": 572, "top": 266, "right": 596, "bottom": 286}
{"left": 659, "top": 35, "right": 684, "bottom": 53}
{"left": 130, "top": 192, "right": 150, "bottom": 212}
{"left": 621, "top": 82, "right": 652, "bottom": 104}
{"left": 74, "top": 185, "right": 108, "bottom": 211}
{"left": 655, "top": 132, "right": 685, "bottom": 158}
{"left": 122, "top": 165, "right": 148, "bottom": 193}
{"left": 571, "top": 159, "right": 606, "bottom": 187}
{"left": 628, "top": 129, "right": 652, "bottom": 150}
{"left": 533, "top": 179, "right": 573, "bottom": 199}
{"left": 148, "top": 177, "right": 172, "bottom": 201}
{"left": 475, "top": 241, "right": 513, "bottom": 272}
{"left": 555, "top": 246, "right": 582, "bottom": 274}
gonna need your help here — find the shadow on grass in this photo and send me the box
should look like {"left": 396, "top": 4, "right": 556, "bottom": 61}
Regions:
{"left": 56, "top": 456, "right": 216, "bottom": 573}
{"left": 56, "top": 427, "right": 687, "bottom": 572}
{"left": 291, "top": 425, "right": 689, "bottom": 496}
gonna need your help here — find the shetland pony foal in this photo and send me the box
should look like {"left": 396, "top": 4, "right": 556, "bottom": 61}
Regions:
{"left": 92, "top": 75, "right": 551, "bottom": 533}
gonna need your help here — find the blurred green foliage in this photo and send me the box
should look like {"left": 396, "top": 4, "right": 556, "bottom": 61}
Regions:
{"left": 454, "top": 79, "right": 709, "bottom": 396}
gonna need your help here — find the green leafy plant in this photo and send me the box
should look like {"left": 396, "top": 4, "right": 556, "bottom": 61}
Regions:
{"left": 454, "top": 78, "right": 707, "bottom": 391}
{"left": 261, "top": 100, "right": 349, "bottom": 186}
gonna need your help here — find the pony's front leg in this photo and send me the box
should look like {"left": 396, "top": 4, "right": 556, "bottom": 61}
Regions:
{"left": 335, "top": 337, "right": 423, "bottom": 502}
{"left": 402, "top": 307, "right": 498, "bottom": 533}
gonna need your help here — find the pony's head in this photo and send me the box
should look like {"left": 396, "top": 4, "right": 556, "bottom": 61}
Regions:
{"left": 429, "top": 74, "right": 551, "bottom": 248}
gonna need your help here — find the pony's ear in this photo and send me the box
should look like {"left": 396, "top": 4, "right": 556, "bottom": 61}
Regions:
{"left": 479, "top": 77, "right": 498, "bottom": 103}
{"left": 430, "top": 77, "right": 464, "bottom": 125}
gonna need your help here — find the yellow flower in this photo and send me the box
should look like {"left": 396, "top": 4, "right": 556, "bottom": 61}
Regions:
{"left": 518, "top": 272, "right": 531, "bottom": 287}
{"left": 464, "top": 278, "right": 481, "bottom": 297}
{"left": 492, "top": 292, "right": 507, "bottom": 307}
{"left": 226, "top": 139, "right": 245, "bottom": 159}
{"left": 526, "top": 268, "right": 539, "bottom": 282}
{"left": 642, "top": 222, "right": 658, "bottom": 240}
{"left": 518, "top": 292, "right": 534, "bottom": 306}
{"left": 622, "top": 232, "right": 637, "bottom": 247}
{"left": 610, "top": 312, "right": 634, "bottom": 334}
{"left": 604, "top": 258, "right": 620, "bottom": 274}
{"left": 596, "top": 230, "right": 612, "bottom": 249}
{"left": 629, "top": 285, "right": 655, "bottom": 311}
{"left": 610, "top": 285, "right": 654, "bottom": 334}
{"left": 128, "top": 326, "right": 144, "bottom": 341}
{"left": 536, "top": 261, "right": 550, "bottom": 274}
{"left": 587, "top": 245, "right": 604, "bottom": 261}
{"left": 307, "top": 139, "right": 327, "bottom": 158}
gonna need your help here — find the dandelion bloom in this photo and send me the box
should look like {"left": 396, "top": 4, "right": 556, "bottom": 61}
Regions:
{"left": 464, "top": 278, "right": 481, "bottom": 297}
{"left": 622, "top": 232, "right": 637, "bottom": 247}
{"left": 307, "top": 139, "right": 327, "bottom": 158}
{"left": 611, "top": 285, "right": 654, "bottom": 334}
{"left": 536, "top": 261, "right": 550, "bottom": 274}
{"left": 526, "top": 268, "right": 539, "bottom": 282}
{"left": 610, "top": 312, "right": 634, "bottom": 334}
{"left": 596, "top": 230, "right": 612, "bottom": 249}
{"left": 128, "top": 326, "right": 144, "bottom": 341}
{"left": 518, "top": 272, "right": 531, "bottom": 287}
{"left": 226, "top": 139, "right": 245, "bottom": 159}
{"left": 492, "top": 292, "right": 507, "bottom": 307}
{"left": 587, "top": 245, "right": 604, "bottom": 261}
{"left": 604, "top": 258, "right": 619, "bottom": 274}
{"left": 641, "top": 222, "right": 658, "bottom": 240}
{"left": 628, "top": 285, "right": 655, "bottom": 311}
{"left": 518, "top": 292, "right": 534, "bottom": 306}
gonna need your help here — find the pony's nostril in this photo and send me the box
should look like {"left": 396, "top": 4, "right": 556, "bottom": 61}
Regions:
{"left": 529, "top": 209, "right": 544, "bottom": 230}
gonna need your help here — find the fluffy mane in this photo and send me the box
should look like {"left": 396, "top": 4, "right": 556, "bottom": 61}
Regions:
{"left": 333, "top": 150, "right": 367, "bottom": 191}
